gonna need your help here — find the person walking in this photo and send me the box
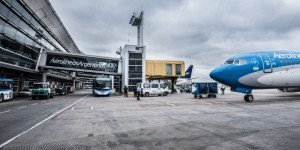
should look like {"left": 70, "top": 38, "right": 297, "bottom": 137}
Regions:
{"left": 133, "top": 86, "right": 137, "bottom": 97}
{"left": 123, "top": 85, "right": 128, "bottom": 97}
{"left": 221, "top": 85, "right": 225, "bottom": 95}
{"left": 136, "top": 84, "right": 141, "bottom": 100}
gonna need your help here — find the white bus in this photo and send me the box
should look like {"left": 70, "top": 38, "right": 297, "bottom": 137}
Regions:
{"left": 0, "top": 78, "right": 13, "bottom": 101}
{"left": 92, "top": 77, "right": 112, "bottom": 96}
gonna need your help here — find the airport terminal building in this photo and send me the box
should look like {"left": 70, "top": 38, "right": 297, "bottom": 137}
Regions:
{"left": 0, "top": 0, "right": 183, "bottom": 95}
{"left": 0, "top": 0, "right": 146, "bottom": 95}
{"left": 0, "top": 0, "right": 83, "bottom": 94}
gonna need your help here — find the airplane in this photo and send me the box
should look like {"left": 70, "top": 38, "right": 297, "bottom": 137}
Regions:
{"left": 209, "top": 50, "right": 300, "bottom": 102}
{"left": 176, "top": 65, "right": 195, "bottom": 86}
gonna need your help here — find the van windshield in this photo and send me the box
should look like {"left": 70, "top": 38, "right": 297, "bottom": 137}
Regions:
{"left": 32, "top": 84, "right": 48, "bottom": 88}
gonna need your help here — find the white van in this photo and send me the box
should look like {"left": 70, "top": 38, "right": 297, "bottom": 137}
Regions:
{"left": 137, "top": 82, "right": 169, "bottom": 97}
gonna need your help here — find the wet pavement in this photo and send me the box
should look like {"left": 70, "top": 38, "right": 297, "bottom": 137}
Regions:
{"left": 0, "top": 89, "right": 299, "bottom": 150}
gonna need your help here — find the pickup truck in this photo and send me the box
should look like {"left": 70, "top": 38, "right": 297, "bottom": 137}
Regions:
{"left": 31, "top": 82, "right": 54, "bottom": 99}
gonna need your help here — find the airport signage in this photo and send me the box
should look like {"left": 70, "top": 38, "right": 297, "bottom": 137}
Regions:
{"left": 45, "top": 53, "right": 118, "bottom": 73}
{"left": 76, "top": 72, "right": 109, "bottom": 78}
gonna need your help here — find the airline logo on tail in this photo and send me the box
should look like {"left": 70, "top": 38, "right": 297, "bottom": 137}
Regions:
{"left": 184, "top": 65, "right": 193, "bottom": 79}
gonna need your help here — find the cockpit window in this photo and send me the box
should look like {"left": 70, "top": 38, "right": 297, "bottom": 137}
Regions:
{"left": 224, "top": 59, "right": 234, "bottom": 64}
{"left": 234, "top": 59, "right": 247, "bottom": 65}
{"left": 225, "top": 59, "right": 247, "bottom": 65}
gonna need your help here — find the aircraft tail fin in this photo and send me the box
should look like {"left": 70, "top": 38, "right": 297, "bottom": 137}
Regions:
{"left": 184, "top": 65, "right": 193, "bottom": 79}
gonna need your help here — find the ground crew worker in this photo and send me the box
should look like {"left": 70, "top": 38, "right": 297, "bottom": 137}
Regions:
{"left": 124, "top": 85, "right": 128, "bottom": 97}
{"left": 221, "top": 85, "right": 226, "bottom": 95}
{"left": 136, "top": 84, "right": 141, "bottom": 100}
{"left": 133, "top": 86, "right": 137, "bottom": 97}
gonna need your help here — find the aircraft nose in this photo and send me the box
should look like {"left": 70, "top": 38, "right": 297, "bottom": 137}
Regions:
{"left": 210, "top": 67, "right": 225, "bottom": 83}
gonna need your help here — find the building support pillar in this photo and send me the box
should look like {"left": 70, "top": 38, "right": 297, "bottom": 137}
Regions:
{"left": 73, "top": 79, "right": 76, "bottom": 90}
{"left": 42, "top": 71, "right": 47, "bottom": 82}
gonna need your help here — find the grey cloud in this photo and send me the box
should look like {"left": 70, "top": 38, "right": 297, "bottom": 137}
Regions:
{"left": 50, "top": 0, "right": 300, "bottom": 80}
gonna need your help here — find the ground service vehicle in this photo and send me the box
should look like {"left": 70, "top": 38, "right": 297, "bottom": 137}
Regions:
{"left": 31, "top": 82, "right": 54, "bottom": 99}
{"left": 138, "top": 82, "right": 169, "bottom": 97}
{"left": 192, "top": 82, "right": 218, "bottom": 98}
{"left": 0, "top": 78, "right": 13, "bottom": 101}
{"left": 93, "top": 77, "right": 112, "bottom": 96}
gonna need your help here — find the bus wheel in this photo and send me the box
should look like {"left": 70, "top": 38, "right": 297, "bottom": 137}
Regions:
{"left": 145, "top": 92, "right": 150, "bottom": 97}
{"left": 0, "top": 94, "right": 3, "bottom": 102}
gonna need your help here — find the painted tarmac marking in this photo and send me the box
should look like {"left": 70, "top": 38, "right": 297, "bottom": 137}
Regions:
{"left": 71, "top": 107, "right": 75, "bottom": 110}
{"left": 0, "top": 110, "right": 11, "bottom": 115}
{"left": 166, "top": 103, "right": 176, "bottom": 106}
{"left": 17, "top": 106, "right": 27, "bottom": 109}
{"left": 0, "top": 94, "right": 90, "bottom": 149}
{"left": 91, "top": 107, "right": 94, "bottom": 110}
{"left": 31, "top": 103, "right": 38, "bottom": 105}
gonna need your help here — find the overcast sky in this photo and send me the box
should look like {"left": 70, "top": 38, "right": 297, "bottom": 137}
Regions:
{"left": 50, "top": 0, "right": 300, "bottom": 80}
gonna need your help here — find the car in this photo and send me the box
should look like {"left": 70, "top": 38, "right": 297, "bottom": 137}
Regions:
{"left": 138, "top": 82, "right": 169, "bottom": 97}
{"left": 31, "top": 82, "right": 55, "bottom": 99}
{"left": 18, "top": 88, "right": 32, "bottom": 97}
{"left": 55, "top": 86, "right": 67, "bottom": 95}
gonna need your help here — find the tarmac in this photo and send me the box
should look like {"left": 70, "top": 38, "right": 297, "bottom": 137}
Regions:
{"left": 1, "top": 89, "right": 299, "bottom": 150}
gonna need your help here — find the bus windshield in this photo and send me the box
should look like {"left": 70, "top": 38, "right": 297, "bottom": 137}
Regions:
{"left": 0, "top": 81, "right": 12, "bottom": 90}
{"left": 94, "top": 80, "right": 111, "bottom": 90}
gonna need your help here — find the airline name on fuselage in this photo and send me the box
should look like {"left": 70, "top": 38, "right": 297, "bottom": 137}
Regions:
{"left": 273, "top": 52, "right": 300, "bottom": 59}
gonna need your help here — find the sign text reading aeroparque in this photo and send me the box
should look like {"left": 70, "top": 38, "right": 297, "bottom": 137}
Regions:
{"left": 45, "top": 54, "right": 119, "bottom": 73}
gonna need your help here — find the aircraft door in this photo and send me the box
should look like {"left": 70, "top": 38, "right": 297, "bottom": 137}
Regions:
{"left": 259, "top": 53, "right": 272, "bottom": 73}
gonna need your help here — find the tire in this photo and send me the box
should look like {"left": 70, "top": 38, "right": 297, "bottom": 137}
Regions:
{"left": 50, "top": 93, "right": 54, "bottom": 98}
{"left": 46, "top": 94, "right": 50, "bottom": 99}
{"left": 31, "top": 96, "right": 36, "bottom": 100}
{"left": 158, "top": 94, "right": 161, "bottom": 96}
{"left": 199, "top": 95, "right": 203, "bottom": 99}
{"left": 163, "top": 92, "right": 167, "bottom": 96}
{"left": 145, "top": 92, "right": 150, "bottom": 97}
{"left": 194, "top": 94, "right": 198, "bottom": 98}
{"left": 0, "top": 94, "right": 3, "bottom": 102}
{"left": 244, "top": 95, "right": 254, "bottom": 102}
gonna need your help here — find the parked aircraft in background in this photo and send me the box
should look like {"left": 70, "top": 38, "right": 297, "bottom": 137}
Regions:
{"left": 176, "top": 65, "right": 195, "bottom": 86}
{"left": 210, "top": 51, "right": 300, "bottom": 102}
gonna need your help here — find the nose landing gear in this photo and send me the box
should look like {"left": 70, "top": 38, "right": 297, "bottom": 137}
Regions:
{"left": 244, "top": 94, "right": 254, "bottom": 102}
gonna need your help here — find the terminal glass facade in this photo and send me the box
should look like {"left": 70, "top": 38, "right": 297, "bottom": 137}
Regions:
{"left": 0, "top": 0, "right": 73, "bottom": 72}
{"left": 0, "top": 0, "right": 81, "bottom": 94}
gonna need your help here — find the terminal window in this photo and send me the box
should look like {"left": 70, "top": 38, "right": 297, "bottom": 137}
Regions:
{"left": 129, "top": 53, "right": 142, "bottom": 59}
{"left": 129, "top": 66, "right": 142, "bottom": 73}
{"left": 129, "top": 60, "right": 142, "bottom": 65}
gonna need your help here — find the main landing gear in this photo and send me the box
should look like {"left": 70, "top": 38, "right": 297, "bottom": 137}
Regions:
{"left": 244, "top": 94, "right": 254, "bottom": 102}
